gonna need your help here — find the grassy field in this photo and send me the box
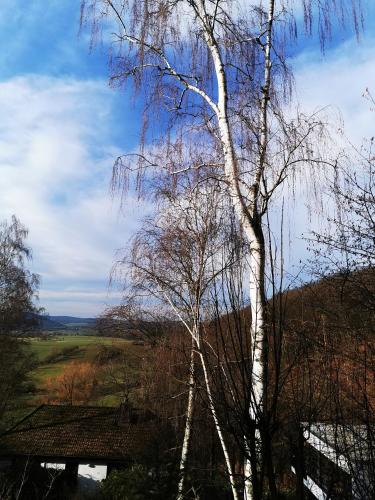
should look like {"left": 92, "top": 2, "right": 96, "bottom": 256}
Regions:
{"left": 28, "top": 336, "right": 129, "bottom": 381}
{"left": 0, "top": 335, "right": 149, "bottom": 429}
{"left": 23, "top": 335, "right": 145, "bottom": 407}
{"left": 28, "top": 335, "right": 128, "bottom": 362}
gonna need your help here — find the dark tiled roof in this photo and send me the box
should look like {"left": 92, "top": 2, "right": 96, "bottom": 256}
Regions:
{"left": 0, "top": 405, "right": 160, "bottom": 461}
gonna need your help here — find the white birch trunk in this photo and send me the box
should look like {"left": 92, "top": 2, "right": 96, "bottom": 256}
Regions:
{"left": 197, "top": 347, "right": 240, "bottom": 500}
{"left": 249, "top": 244, "right": 265, "bottom": 412}
{"left": 176, "top": 346, "right": 195, "bottom": 500}
{"left": 193, "top": 313, "right": 239, "bottom": 500}
{"left": 204, "top": 37, "right": 263, "bottom": 500}
{"left": 244, "top": 233, "right": 266, "bottom": 500}
{"left": 197, "top": 1, "right": 275, "bottom": 496}
{"left": 166, "top": 297, "right": 239, "bottom": 500}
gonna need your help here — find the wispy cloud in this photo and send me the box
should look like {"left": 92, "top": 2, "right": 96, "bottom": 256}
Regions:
{"left": 0, "top": 1, "right": 374, "bottom": 316}
{"left": 274, "top": 35, "right": 375, "bottom": 283}
{"left": 293, "top": 36, "right": 375, "bottom": 141}
{"left": 0, "top": 75, "right": 144, "bottom": 317}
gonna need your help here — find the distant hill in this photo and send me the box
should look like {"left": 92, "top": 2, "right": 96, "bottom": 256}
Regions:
{"left": 50, "top": 316, "right": 96, "bottom": 326}
{"left": 38, "top": 316, "right": 67, "bottom": 330}
{"left": 32, "top": 315, "right": 97, "bottom": 331}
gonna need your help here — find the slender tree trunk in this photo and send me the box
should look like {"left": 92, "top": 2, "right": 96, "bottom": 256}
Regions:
{"left": 173, "top": 4, "right": 274, "bottom": 496}
{"left": 248, "top": 230, "right": 267, "bottom": 416}
{"left": 166, "top": 299, "right": 239, "bottom": 500}
{"left": 197, "top": 347, "right": 240, "bottom": 500}
{"left": 244, "top": 422, "right": 262, "bottom": 500}
{"left": 199, "top": 0, "right": 275, "bottom": 494}
{"left": 244, "top": 2, "right": 275, "bottom": 495}
{"left": 177, "top": 344, "right": 195, "bottom": 500}
{"left": 209, "top": 52, "right": 265, "bottom": 499}
{"left": 244, "top": 225, "right": 267, "bottom": 500}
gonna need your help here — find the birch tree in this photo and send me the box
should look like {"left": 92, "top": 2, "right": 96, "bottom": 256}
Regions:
{"left": 123, "top": 180, "right": 242, "bottom": 499}
{"left": 81, "top": 1, "right": 362, "bottom": 497}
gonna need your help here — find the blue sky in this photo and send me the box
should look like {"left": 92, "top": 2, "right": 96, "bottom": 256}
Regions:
{"left": 0, "top": 0, "right": 144, "bottom": 316}
{"left": 0, "top": 0, "right": 374, "bottom": 317}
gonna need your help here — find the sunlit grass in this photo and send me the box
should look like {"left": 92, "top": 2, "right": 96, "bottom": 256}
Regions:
{"left": 27, "top": 335, "right": 129, "bottom": 363}
{"left": 22, "top": 336, "right": 139, "bottom": 407}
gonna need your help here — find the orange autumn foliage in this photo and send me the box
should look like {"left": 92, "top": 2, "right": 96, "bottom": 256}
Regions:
{"left": 43, "top": 362, "right": 99, "bottom": 405}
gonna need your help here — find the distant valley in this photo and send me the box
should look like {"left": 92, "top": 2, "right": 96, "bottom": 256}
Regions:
{"left": 39, "top": 315, "right": 96, "bottom": 331}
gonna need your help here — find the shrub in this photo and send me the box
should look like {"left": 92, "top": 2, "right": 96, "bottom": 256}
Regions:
{"left": 43, "top": 362, "right": 99, "bottom": 405}
{"left": 101, "top": 466, "right": 151, "bottom": 500}
{"left": 45, "top": 345, "right": 80, "bottom": 364}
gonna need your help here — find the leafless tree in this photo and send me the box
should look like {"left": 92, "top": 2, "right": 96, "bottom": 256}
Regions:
{"left": 97, "top": 298, "right": 173, "bottom": 344}
{"left": 0, "top": 216, "right": 39, "bottom": 426}
{"left": 303, "top": 92, "right": 375, "bottom": 499}
{"left": 0, "top": 215, "right": 40, "bottom": 334}
{"left": 81, "top": 1, "right": 362, "bottom": 497}
{"left": 119, "top": 178, "right": 243, "bottom": 498}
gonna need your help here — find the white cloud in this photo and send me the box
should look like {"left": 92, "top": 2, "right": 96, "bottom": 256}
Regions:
{"left": 1, "top": 14, "right": 373, "bottom": 315}
{"left": 38, "top": 288, "right": 124, "bottom": 318}
{"left": 0, "top": 75, "right": 144, "bottom": 317}
{"left": 293, "top": 37, "right": 375, "bottom": 142}
{"left": 273, "top": 36, "right": 375, "bottom": 284}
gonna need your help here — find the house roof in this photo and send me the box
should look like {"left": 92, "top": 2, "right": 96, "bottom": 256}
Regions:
{"left": 0, "top": 404, "right": 162, "bottom": 462}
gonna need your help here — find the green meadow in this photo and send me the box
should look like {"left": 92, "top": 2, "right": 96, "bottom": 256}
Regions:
{"left": 28, "top": 336, "right": 129, "bottom": 380}
{"left": 29, "top": 335, "right": 128, "bottom": 361}
{"left": 21, "top": 335, "right": 145, "bottom": 408}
